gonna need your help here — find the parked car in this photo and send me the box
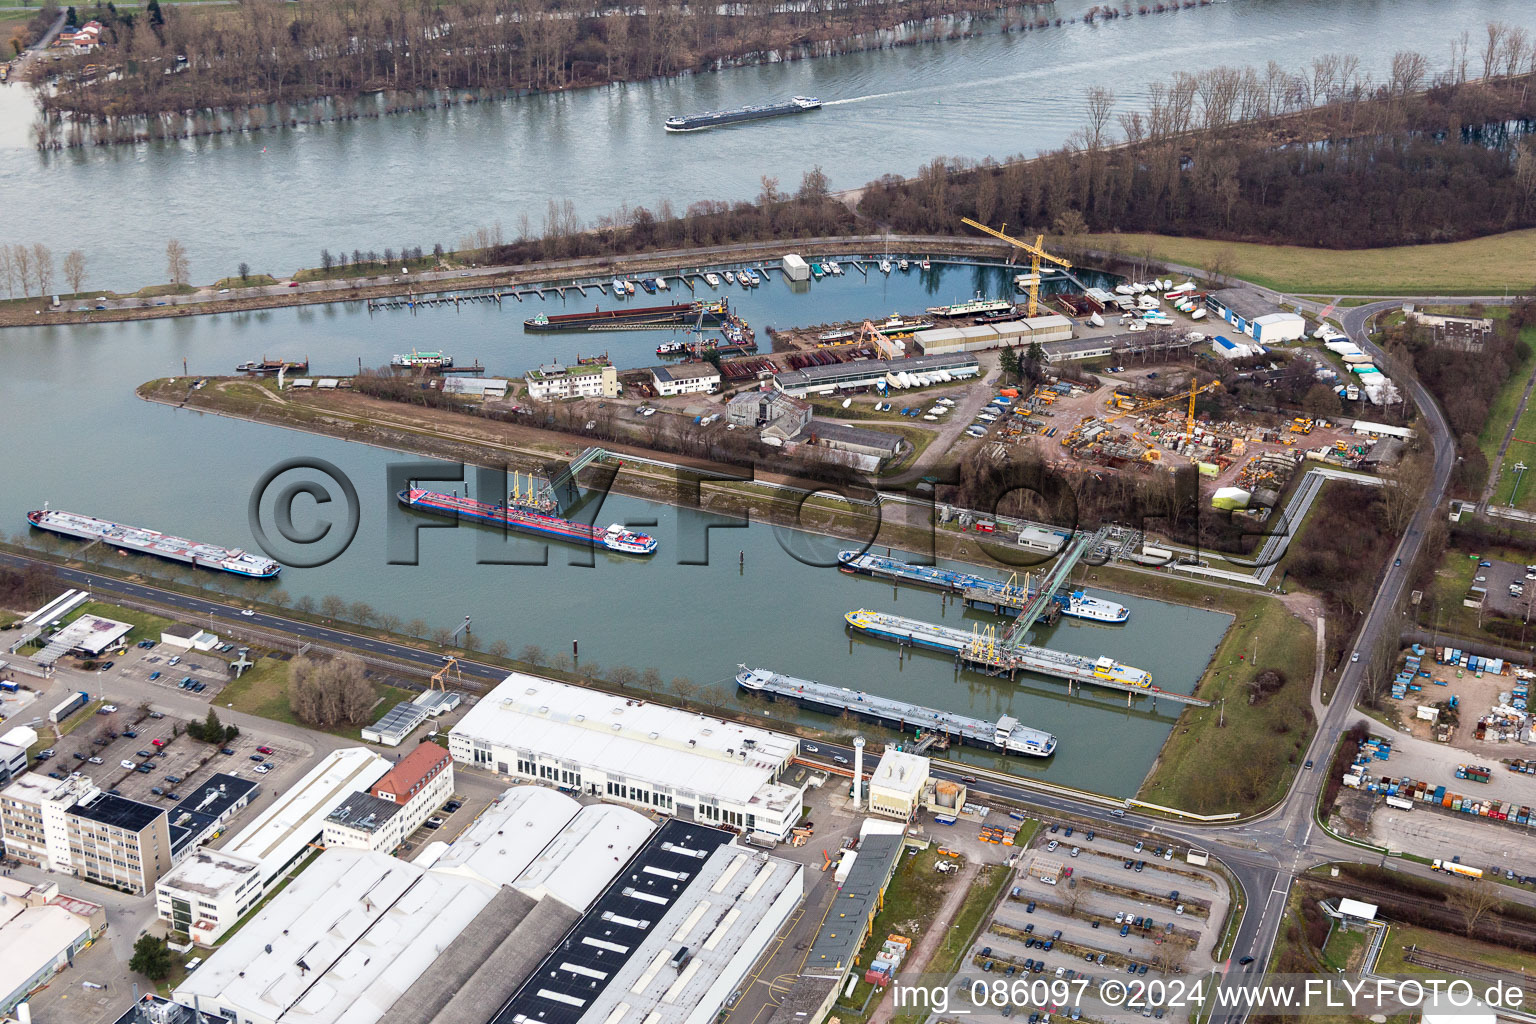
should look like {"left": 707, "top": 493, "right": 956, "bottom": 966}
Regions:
{"left": 254, "top": 764, "right": 273, "bottom": 775}
{"left": 257, "top": 746, "right": 275, "bottom": 755}
{"left": 137, "top": 750, "right": 153, "bottom": 758}
{"left": 120, "top": 760, "right": 137, "bottom": 769}
{"left": 149, "top": 711, "right": 164, "bottom": 719}
{"left": 249, "top": 754, "right": 265, "bottom": 762}
{"left": 168, "top": 656, "right": 181, "bottom": 666}
{"left": 99, "top": 704, "right": 118, "bottom": 713}
{"left": 98, "top": 662, "right": 114, "bottom": 671}
{"left": 148, "top": 672, "right": 162, "bottom": 680}
{"left": 220, "top": 747, "right": 235, "bottom": 756}
{"left": 165, "top": 775, "right": 182, "bottom": 785}
{"left": 87, "top": 756, "right": 103, "bottom": 765}
{"left": 443, "top": 800, "right": 463, "bottom": 813}
{"left": 425, "top": 816, "right": 445, "bottom": 829}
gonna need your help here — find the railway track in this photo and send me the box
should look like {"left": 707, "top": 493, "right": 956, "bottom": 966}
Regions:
{"left": 1301, "top": 874, "right": 1536, "bottom": 950}
{"left": 1400, "top": 948, "right": 1536, "bottom": 995}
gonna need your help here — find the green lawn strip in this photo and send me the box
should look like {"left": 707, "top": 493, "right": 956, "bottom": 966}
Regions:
{"left": 1137, "top": 594, "right": 1314, "bottom": 817}
{"left": 1079, "top": 231, "right": 1536, "bottom": 295}
{"left": 1319, "top": 923, "right": 1369, "bottom": 972}
{"left": 836, "top": 844, "right": 1013, "bottom": 1024}
{"left": 68, "top": 599, "right": 181, "bottom": 640}
{"left": 1373, "top": 923, "right": 1535, "bottom": 977}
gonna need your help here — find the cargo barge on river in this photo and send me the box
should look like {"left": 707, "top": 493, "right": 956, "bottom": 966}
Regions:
{"left": 736, "top": 666, "right": 1057, "bottom": 756}
{"left": 524, "top": 300, "right": 728, "bottom": 333}
{"left": 26, "top": 506, "right": 281, "bottom": 577}
{"left": 397, "top": 488, "right": 657, "bottom": 555}
{"left": 843, "top": 609, "right": 1208, "bottom": 706}
{"left": 838, "top": 550, "right": 1128, "bottom": 623}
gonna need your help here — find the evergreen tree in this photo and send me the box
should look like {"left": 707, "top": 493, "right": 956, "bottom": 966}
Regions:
{"left": 129, "top": 935, "right": 172, "bottom": 980}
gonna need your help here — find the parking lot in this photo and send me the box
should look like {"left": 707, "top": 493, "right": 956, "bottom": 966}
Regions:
{"left": 33, "top": 699, "right": 306, "bottom": 811}
{"left": 954, "top": 819, "right": 1231, "bottom": 1023}
{"left": 105, "top": 638, "right": 236, "bottom": 703}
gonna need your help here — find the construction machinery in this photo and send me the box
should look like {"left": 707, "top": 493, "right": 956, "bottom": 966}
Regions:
{"left": 960, "top": 218, "right": 1073, "bottom": 317}
{"left": 1104, "top": 378, "right": 1222, "bottom": 442}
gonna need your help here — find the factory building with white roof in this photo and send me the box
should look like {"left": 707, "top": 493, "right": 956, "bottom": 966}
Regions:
{"left": 448, "top": 673, "right": 806, "bottom": 841}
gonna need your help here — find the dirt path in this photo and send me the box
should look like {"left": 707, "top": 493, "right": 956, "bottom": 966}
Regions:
{"left": 868, "top": 859, "right": 983, "bottom": 1024}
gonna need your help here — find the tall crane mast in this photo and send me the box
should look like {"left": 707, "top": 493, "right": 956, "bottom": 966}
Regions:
{"left": 960, "top": 218, "right": 1073, "bottom": 317}
{"left": 1105, "top": 379, "right": 1222, "bottom": 441}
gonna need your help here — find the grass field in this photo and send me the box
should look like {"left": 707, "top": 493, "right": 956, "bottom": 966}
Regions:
{"left": 217, "top": 654, "right": 413, "bottom": 738}
{"left": 1374, "top": 922, "right": 1536, "bottom": 977}
{"left": 1137, "top": 592, "right": 1316, "bottom": 816}
{"left": 1478, "top": 319, "right": 1536, "bottom": 510}
{"left": 1081, "top": 230, "right": 1536, "bottom": 296}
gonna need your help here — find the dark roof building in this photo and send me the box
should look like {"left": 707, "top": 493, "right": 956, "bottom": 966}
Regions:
{"left": 489, "top": 819, "right": 734, "bottom": 1024}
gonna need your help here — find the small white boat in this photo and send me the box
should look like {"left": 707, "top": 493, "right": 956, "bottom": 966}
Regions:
{"left": 612, "top": 277, "right": 627, "bottom": 296}
{"left": 748, "top": 270, "right": 762, "bottom": 286}
{"left": 828, "top": 261, "right": 843, "bottom": 276}
{"left": 624, "top": 280, "right": 636, "bottom": 295}
{"left": 1089, "top": 312, "right": 1105, "bottom": 327}
{"left": 654, "top": 277, "right": 669, "bottom": 291}
{"left": 723, "top": 270, "right": 736, "bottom": 284}
{"left": 1131, "top": 282, "right": 1148, "bottom": 294}
{"left": 1190, "top": 309, "right": 1207, "bottom": 320}
{"left": 739, "top": 273, "right": 751, "bottom": 289}
{"left": 704, "top": 273, "right": 721, "bottom": 287}
{"left": 898, "top": 258, "right": 910, "bottom": 271}
{"left": 920, "top": 258, "right": 931, "bottom": 270}
{"left": 1114, "top": 284, "right": 1133, "bottom": 295}
{"left": 879, "top": 259, "right": 892, "bottom": 274}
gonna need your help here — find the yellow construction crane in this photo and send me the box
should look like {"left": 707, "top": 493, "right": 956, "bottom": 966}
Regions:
{"left": 1105, "top": 379, "right": 1222, "bottom": 440}
{"left": 960, "top": 218, "right": 1072, "bottom": 317}
{"left": 430, "top": 657, "right": 460, "bottom": 692}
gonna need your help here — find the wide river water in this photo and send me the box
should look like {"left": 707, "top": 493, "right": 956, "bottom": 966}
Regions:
{"left": 6, "top": 0, "right": 1531, "bottom": 793}
{"left": 2, "top": 0, "right": 1534, "bottom": 292}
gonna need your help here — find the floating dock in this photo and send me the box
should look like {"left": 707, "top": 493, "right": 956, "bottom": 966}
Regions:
{"left": 736, "top": 666, "right": 1057, "bottom": 756}
{"left": 843, "top": 609, "right": 1209, "bottom": 707}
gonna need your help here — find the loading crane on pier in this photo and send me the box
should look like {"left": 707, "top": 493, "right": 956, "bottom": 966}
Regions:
{"left": 960, "top": 218, "right": 1073, "bottom": 317}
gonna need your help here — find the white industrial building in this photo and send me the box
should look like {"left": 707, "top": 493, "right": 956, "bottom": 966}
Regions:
{"left": 322, "top": 742, "right": 454, "bottom": 853}
{"left": 562, "top": 842, "right": 803, "bottom": 1024}
{"left": 0, "top": 878, "right": 106, "bottom": 1016}
{"left": 526, "top": 361, "right": 621, "bottom": 401}
{"left": 912, "top": 315, "right": 1073, "bottom": 356}
{"left": 157, "top": 747, "right": 391, "bottom": 944}
{"left": 172, "top": 785, "right": 798, "bottom": 1024}
{"left": 450, "top": 673, "right": 805, "bottom": 840}
{"left": 867, "top": 750, "right": 930, "bottom": 821}
{"left": 160, "top": 622, "right": 220, "bottom": 651}
{"left": 1205, "top": 288, "right": 1305, "bottom": 343}
{"left": 155, "top": 848, "right": 264, "bottom": 944}
{"left": 651, "top": 363, "right": 722, "bottom": 396}
{"left": 428, "top": 786, "right": 657, "bottom": 909}
{"left": 173, "top": 847, "right": 500, "bottom": 1024}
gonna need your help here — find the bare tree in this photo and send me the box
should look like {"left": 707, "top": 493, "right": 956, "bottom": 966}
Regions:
{"left": 609, "top": 665, "right": 638, "bottom": 689}
{"left": 320, "top": 594, "right": 346, "bottom": 619}
{"left": 641, "top": 667, "right": 662, "bottom": 695}
{"left": 1084, "top": 86, "right": 1116, "bottom": 152}
{"left": 12, "top": 244, "right": 32, "bottom": 297}
{"left": 671, "top": 676, "right": 697, "bottom": 703}
{"left": 31, "top": 243, "right": 54, "bottom": 296}
{"left": 289, "top": 654, "right": 376, "bottom": 726}
{"left": 0, "top": 245, "right": 13, "bottom": 299}
{"left": 1447, "top": 878, "right": 1505, "bottom": 937}
{"left": 519, "top": 644, "right": 546, "bottom": 666}
{"left": 488, "top": 639, "right": 509, "bottom": 660}
{"left": 165, "top": 238, "right": 190, "bottom": 287}
{"left": 62, "top": 250, "right": 86, "bottom": 294}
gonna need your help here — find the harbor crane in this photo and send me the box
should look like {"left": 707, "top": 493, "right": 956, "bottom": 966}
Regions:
{"left": 960, "top": 218, "right": 1073, "bottom": 317}
{"left": 1105, "top": 378, "right": 1222, "bottom": 443}
{"left": 430, "top": 656, "right": 461, "bottom": 692}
